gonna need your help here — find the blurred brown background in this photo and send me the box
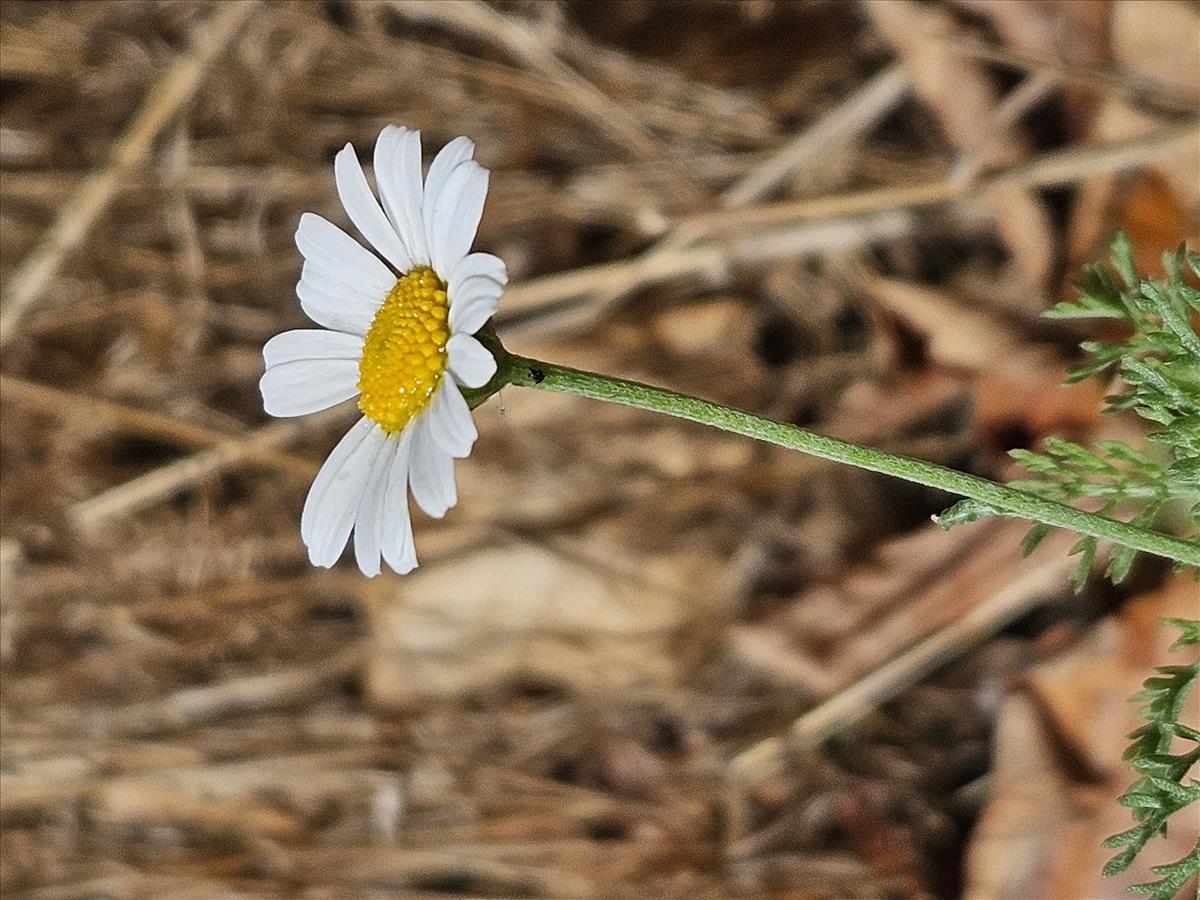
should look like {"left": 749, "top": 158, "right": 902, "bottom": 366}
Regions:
{"left": 1, "top": 1, "right": 1198, "bottom": 897}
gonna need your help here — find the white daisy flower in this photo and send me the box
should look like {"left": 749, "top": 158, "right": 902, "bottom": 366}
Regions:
{"left": 261, "top": 127, "right": 507, "bottom": 576}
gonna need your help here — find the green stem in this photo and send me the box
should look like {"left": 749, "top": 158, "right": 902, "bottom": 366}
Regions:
{"left": 493, "top": 351, "right": 1200, "bottom": 568}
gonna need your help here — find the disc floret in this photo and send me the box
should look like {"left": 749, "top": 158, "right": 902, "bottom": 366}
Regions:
{"left": 358, "top": 266, "right": 450, "bottom": 434}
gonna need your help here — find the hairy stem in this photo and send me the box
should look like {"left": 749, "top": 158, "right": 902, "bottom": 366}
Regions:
{"left": 494, "top": 352, "right": 1200, "bottom": 567}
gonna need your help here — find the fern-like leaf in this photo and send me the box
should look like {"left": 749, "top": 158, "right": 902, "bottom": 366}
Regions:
{"left": 1104, "top": 619, "right": 1200, "bottom": 896}
{"left": 1005, "top": 235, "right": 1200, "bottom": 587}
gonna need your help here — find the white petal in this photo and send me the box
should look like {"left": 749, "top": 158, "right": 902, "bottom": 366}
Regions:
{"left": 295, "top": 213, "right": 394, "bottom": 334}
{"left": 263, "top": 329, "right": 361, "bottom": 368}
{"left": 374, "top": 126, "right": 429, "bottom": 266}
{"left": 421, "top": 137, "right": 474, "bottom": 232}
{"left": 446, "top": 333, "right": 496, "bottom": 389}
{"left": 449, "top": 252, "right": 507, "bottom": 292}
{"left": 295, "top": 212, "right": 395, "bottom": 293}
{"left": 444, "top": 164, "right": 489, "bottom": 276}
{"left": 371, "top": 126, "right": 405, "bottom": 237}
{"left": 334, "top": 144, "right": 413, "bottom": 273}
{"left": 408, "top": 418, "right": 457, "bottom": 518}
{"left": 302, "top": 418, "right": 371, "bottom": 543}
{"left": 428, "top": 160, "right": 487, "bottom": 278}
{"left": 301, "top": 420, "right": 388, "bottom": 567}
{"left": 448, "top": 252, "right": 507, "bottom": 334}
{"left": 296, "top": 269, "right": 373, "bottom": 336}
{"left": 353, "top": 434, "right": 399, "bottom": 577}
{"left": 445, "top": 165, "right": 488, "bottom": 267}
{"left": 381, "top": 431, "right": 418, "bottom": 575}
{"left": 260, "top": 359, "right": 360, "bottom": 417}
{"left": 427, "top": 378, "right": 477, "bottom": 458}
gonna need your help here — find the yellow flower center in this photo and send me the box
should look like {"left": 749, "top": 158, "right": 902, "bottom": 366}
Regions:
{"left": 357, "top": 266, "right": 450, "bottom": 434}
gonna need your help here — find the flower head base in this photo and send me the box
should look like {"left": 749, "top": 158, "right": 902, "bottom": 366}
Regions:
{"left": 358, "top": 267, "right": 450, "bottom": 434}
{"left": 260, "top": 126, "right": 507, "bottom": 577}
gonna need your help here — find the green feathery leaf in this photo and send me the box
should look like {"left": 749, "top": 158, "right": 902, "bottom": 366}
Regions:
{"left": 999, "top": 233, "right": 1200, "bottom": 587}
{"left": 1104, "top": 618, "right": 1200, "bottom": 896}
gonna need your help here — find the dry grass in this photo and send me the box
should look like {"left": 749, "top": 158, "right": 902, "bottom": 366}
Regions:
{"left": 1, "top": 1, "right": 1196, "bottom": 897}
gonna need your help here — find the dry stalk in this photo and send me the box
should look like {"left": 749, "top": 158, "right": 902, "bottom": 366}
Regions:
{"left": 533, "top": 64, "right": 913, "bottom": 337}
{"left": 67, "top": 412, "right": 339, "bottom": 531}
{"left": 728, "top": 531, "right": 1077, "bottom": 785}
{"left": 383, "top": 0, "right": 657, "bottom": 156}
{"left": 939, "top": 33, "right": 1200, "bottom": 116}
{"left": 678, "top": 122, "right": 1199, "bottom": 237}
{"left": 0, "top": 0, "right": 259, "bottom": 347}
{"left": 0, "top": 375, "right": 316, "bottom": 478}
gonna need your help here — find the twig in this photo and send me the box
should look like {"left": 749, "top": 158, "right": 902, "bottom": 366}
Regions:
{"left": 68, "top": 410, "right": 346, "bottom": 531}
{"left": 96, "top": 647, "right": 367, "bottom": 737}
{"left": 938, "top": 33, "right": 1200, "bottom": 117}
{"left": 676, "top": 122, "right": 1199, "bottom": 237}
{"left": 721, "top": 64, "right": 910, "bottom": 208}
{"left": 497, "top": 210, "right": 919, "bottom": 323}
{"left": 288, "top": 846, "right": 597, "bottom": 897}
{"left": 383, "top": 0, "right": 657, "bottom": 156}
{"left": 951, "top": 70, "right": 1062, "bottom": 184}
{"left": 161, "top": 122, "right": 209, "bottom": 356}
{"left": 0, "top": 375, "right": 317, "bottom": 479}
{"left": 522, "top": 65, "right": 911, "bottom": 337}
{"left": 496, "top": 124, "right": 1194, "bottom": 325}
{"left": 554, "top": 26, "right": 776, "bottom": 143}
{"left": 727, "top": 538, "right": 1077, "bottom": 785}
{"left": 0, "top": 745, "right": 382, "bottom": 815}
{"left": 0, "top": 0, "right": 259, "bottom": 347}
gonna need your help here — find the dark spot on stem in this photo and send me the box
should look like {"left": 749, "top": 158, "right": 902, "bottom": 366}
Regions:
{"left": 529, "top": 367, "right": 545, "bottom": 384}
